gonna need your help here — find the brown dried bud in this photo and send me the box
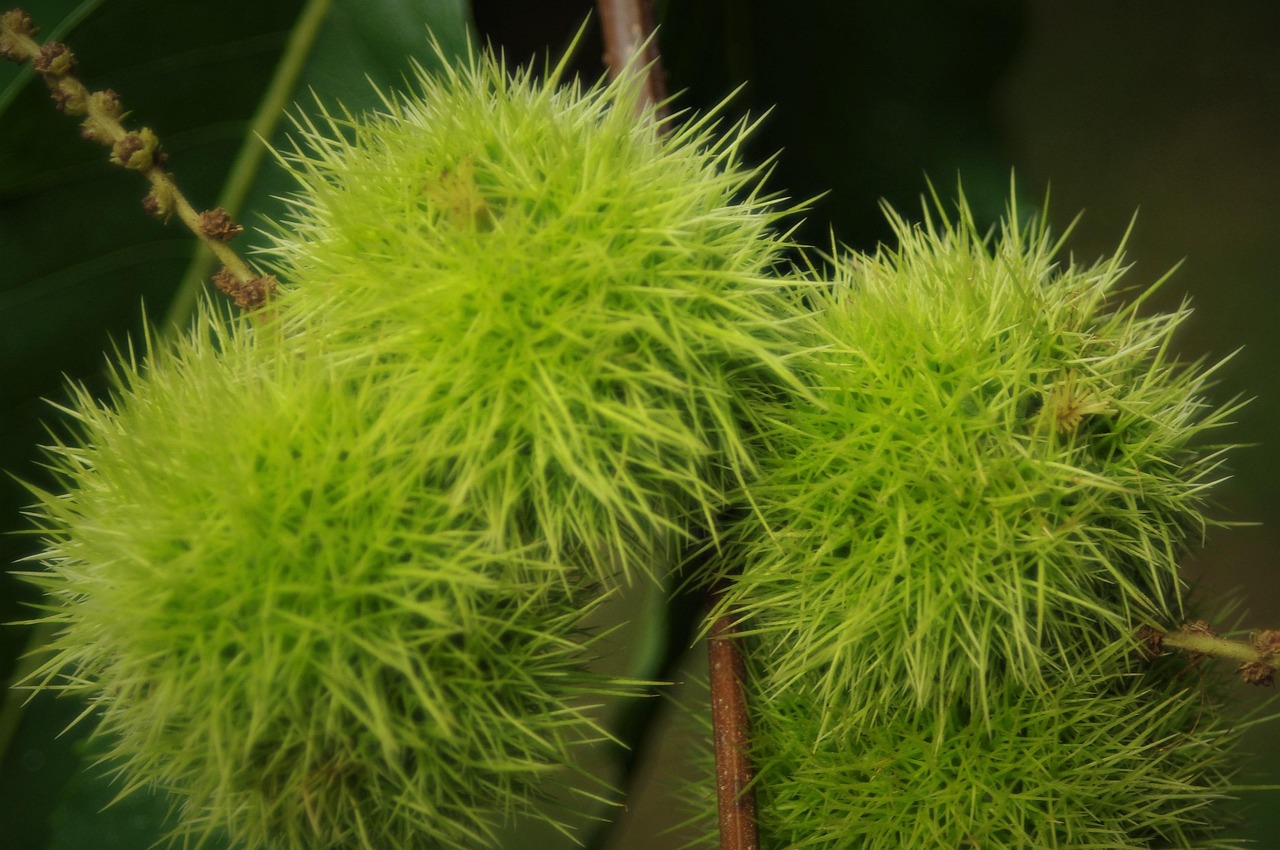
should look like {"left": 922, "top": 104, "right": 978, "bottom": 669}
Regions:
{"left": 1251, "top": 629, "right": 1280, "bottom": 659}
{"left": 1238, "top": 661, "right": 1275, "bottom": 687}
{"left": 212, "top": 268, "right": 276, "bottom": 312}
{"left": 112, "top": 133, "right": 147, "bottom": 168}
{"left": 111, "top": 127, "right": 159, "bottom": 171}
{"left": 33, "top": 40, "right": 74, "bottom": 76}
{"left": 238, "top": 275, "right": 278, "bottom": 311}
{"left": 198, "top": 208, "right": 244, "bottom": 243}
{"left": 211, "top": 266, "right": 238, "bottom": 298}
{"left": 1181, "top": 619, "right": 1216, "bottom": 638}
{"left": 1134, "top": 625, "right": 1164, "bottom": 661}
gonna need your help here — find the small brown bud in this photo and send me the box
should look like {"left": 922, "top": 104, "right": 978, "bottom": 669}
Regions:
{"left": 212, "top": 266, "right": 277, "bottom": 312}
{"left": 243, "top": 275, "right": 279, "bottom": 312}
{"left": 211, "top": 266, "right": 238, "bottom": 298}
{"left": 198, "top": 208, "right": 244, "bottom": 242}
{"left": 111, "top": 127, "right": 159, "bottom": 171}
{"left": 1182, "top": 619, "right": 1216, "bottom": 638}
{"left": 33, "top": 40, "right": 74, "bottom": 76}
{"left": 1238, "top": 661, "right": 1275, "bottom": 687}
{"left": 237, "top": 275, "right": 278, "bottom": 312}
{"left": 1251, "top": 629, "right": 1280, "bottom": 658}
{"left": 1135, "top": 625, "right": 1164, "bottom": 661}
{"left": 112, "top": 133, "right": 146, "bottom": 168}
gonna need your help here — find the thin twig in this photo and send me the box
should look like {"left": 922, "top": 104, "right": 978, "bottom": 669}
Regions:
{"left": 0, "top": 8, "right": 275, "bottom": 311}
{"left": 594, "top": 5, "right": 759, "bottom": 848}
{"left": 707, "top": 588, "right": 760, "bottom": 850}
{"left": 596, "top": 0, "right": 669, "bottom": 125}
{"left": 1140, "top": 621, "right": 1280, "bottom": 686}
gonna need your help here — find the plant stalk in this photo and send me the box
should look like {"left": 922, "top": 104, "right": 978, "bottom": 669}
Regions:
{"left": 708, "top": 589, "right": 760, "bottom": 850}
{"left": 594, "top": 4, "right": 760, "bottom": 848}
{"left": 1145, "top": 621, "right": 1280, "bottom": 686}
{"left": 0, "top": 7, "right": 275, "bottom": 311}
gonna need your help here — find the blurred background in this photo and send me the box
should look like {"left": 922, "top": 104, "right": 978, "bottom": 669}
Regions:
{"left": 2, "top": 0, "right": 1277, "bottom": 846}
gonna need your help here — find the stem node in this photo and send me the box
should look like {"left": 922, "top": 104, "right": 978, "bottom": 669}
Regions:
{"left": 1150, "top": 621, "right": 1280, "bottom": 687}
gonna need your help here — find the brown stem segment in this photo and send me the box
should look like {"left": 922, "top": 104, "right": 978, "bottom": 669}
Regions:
{"left": 1, "top": 8, "right": 275, "bottom": 312}
{"left": 596, "top": 0, "right": 669, "bottom": 125}
{"left": 708, "top": 594, "right": 761, "bottom": 850}
{"left": 594, "top": 7, "right": 758, "bottom": 846}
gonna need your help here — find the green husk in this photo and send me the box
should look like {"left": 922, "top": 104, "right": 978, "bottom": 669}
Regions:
{"left": 715, "top": 191, "right": 1250, "bottom": 848}
{"left": 260, "top": 51, "right": 813, "bottom": 587}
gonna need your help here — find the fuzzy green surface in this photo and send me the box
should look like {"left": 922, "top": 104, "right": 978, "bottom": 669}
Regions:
{"left": 261, "top": 53, "right": 810, "bottom": 586}
{"left": 21, "top": 314, "right": 628, "bottom": 850}
{"left": 716, "top": 195, "right": 1236, "bottom": 723}
{"left": 749, "top": 638, "right": 1250, "bottom": 850}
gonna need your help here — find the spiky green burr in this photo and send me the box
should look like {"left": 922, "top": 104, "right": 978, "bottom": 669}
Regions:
{"left": 261, "top": 53, "right": 808, "bottom": 586}
{"left": 20, "top": 313, "right": 629, "bottom": 850}
{"left": 712, "top": 191, "right": 1247, "bottom": 848}
{"left": 717, "top": 194, "right": 1236, "bottom": 721}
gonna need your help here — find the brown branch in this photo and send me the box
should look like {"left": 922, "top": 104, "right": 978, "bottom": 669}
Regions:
{"left": 595, "top": 0, "right": 669, "bottom": 125}
{"left": 707, "top": 590, "right": 760, "bottom": 850}
{"left": 0, "top": 8, "right": 275, "bottom": 312}
{"left": 594, "top": 6, "right": 758, "bottom": 847}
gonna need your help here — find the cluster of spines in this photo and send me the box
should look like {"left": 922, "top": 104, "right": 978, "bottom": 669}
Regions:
{"left": 21, "top": 310, "right": 637, "bottom": 850}
{"left": 258, "top": 52, "right": 810, "bottom": 588}
{"left": 748, "top": 639, "right": 1247, "bottom": 850}
{"left": 709, "top": 193, "right": 1247, "bottom": 848}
